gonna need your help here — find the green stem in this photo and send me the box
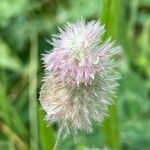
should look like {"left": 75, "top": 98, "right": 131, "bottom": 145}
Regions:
{"left": 101, "top": 1, "right": 122, "bottom": 149}
{"left": 53, "top": 128, "right": 64, "bottom": 150}
{"left": 29, "top": 31, "right": 38, "bottom": 150}
{"left": 103, "top": 104, "right": 120, "bottom": 150}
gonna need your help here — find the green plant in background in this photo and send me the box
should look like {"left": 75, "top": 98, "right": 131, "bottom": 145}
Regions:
{"left": 0, "top": 0, "right": 150, "bottom": 150}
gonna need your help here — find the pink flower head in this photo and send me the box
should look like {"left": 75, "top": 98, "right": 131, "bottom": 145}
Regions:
{"left": 40, "top": 20, "right": 120, "bottom": 135}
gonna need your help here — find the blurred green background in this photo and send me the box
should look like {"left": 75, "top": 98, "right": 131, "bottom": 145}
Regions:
{"left": 0, "top": 0, "right": 150, "bottom": 150}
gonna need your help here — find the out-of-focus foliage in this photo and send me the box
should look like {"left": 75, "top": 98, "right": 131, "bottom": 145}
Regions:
{"left": 0, "top": 0, "right": 150, "bottom": 150}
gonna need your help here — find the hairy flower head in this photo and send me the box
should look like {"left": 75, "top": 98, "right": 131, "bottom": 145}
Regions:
{"left": 40, "top": 20, "right": 120, "bottom": 135}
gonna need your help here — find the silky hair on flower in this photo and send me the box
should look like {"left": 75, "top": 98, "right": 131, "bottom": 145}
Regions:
{"left": 39, "top": 20, "right": 120, "bottom": 136}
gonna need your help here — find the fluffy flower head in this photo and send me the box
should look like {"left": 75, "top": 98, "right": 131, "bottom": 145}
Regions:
{"left": 40, "top": 20, "right": 120, "bottom": 135}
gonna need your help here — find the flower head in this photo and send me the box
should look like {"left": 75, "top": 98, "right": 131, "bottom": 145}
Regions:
{"left": 40, "top": 20, "right": 120, "bottom": 135}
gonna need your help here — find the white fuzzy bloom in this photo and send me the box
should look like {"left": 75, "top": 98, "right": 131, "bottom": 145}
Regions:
{"left": 40, "top": 20, "right": 120, "bottom": 136}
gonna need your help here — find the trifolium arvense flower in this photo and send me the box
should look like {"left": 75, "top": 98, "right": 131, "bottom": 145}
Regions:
{"left": 39, "top": 20, "right": 120, "bottom": 136}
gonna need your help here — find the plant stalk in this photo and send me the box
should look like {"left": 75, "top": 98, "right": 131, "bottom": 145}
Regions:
{"left": 29, "top": 31, "right": 38, "bottom": 150}
{"left": 53, "top": 128, "right": 64, "bottom": 150}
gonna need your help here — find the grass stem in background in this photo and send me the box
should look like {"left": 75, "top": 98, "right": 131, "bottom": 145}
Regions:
{"left": 101, "top": 0, "right": 121, "bottom": 149}
{"left": 0, "top": 122, "right": 28, "bottom": 150}
{"left": 29, "top": 31, "right": 38, "bottom": 150}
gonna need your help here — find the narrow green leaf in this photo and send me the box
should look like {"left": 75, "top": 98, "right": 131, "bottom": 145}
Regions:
{"left": 0, "top": 40, "right": 22, "bottom": 72}
{"left": 28, "top": 31, "right": 38, "bottom": 150}
{"left": 38, "top": 109, "right": 55, "bottom": 150}
{"left": 101, "top": 0, "right": 122, "bottom": 149}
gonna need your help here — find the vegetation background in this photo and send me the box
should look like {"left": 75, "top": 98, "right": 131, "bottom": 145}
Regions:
{"left": 0, "top": 0, "right": 150, "bottom": 150}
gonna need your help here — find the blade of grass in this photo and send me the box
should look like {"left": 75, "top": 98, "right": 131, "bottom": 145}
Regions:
{"left": 0, "top": 122, "right": 28, "bottom": 150}
{"left": 128, "top": 0, "right": 139, "bottom": 36}
{"left": 0, "top": 140, "right": 16, "bottom": 150}
{"left": 101, "top": 0, "right": 122, "bottom": 149}
{"left": 102, "top": 104, "right": 120, "bottom": 150}
{"left": 0, "top": 71, "right": 28, "bottom": 141}
{"left": 38, "top": 109, "right": 55, "bottom": 150}
{"left": 29, "top": 31, "right": 38, "bottom": 150}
